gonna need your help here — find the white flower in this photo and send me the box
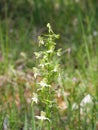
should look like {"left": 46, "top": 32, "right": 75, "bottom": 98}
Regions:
{"left": 46, "top": 49, "right": 53, "bottom": 53}
{"left": 57, "top": 48, "right": 62, "bottom": 56}
{"left": 38, "top": 36, "right": 44, "bottom": 45}
{"left": 46, "top": 46, "right": 55, "bottom": 53}
{"left": 34, "top": 52, "right": 41, "bottom": 59}
{"left": 38, "top": 79, "right": 51, "bottom": 88}
{"left": 33, "top": 67, "right": 40, "bottom": 78}
{"left": 32, "top": 93, "right": 38, "bottom": 104}
{"left": 47, "top": 23, "right": 53, "bottom": 33}
{"left": 39, "top": 63, "right": 45, "bottom": 68}
{"left": 35, "top": 111, "right": 50, "bottom": 122}
{"left": 39, "top": 62, "right": 51, "bottom": 68}
{"left": 52, "top": 64, "right": 59, "bottom": 72}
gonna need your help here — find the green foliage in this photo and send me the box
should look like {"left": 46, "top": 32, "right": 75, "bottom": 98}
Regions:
{"left": 32, "top": 23, "right": 62, "bottom": 129}
{"left": 32, "top": 23, "right": 98, "bottom": 130}
{"left": 0, "top": 0, "right": 98, "bottom": 130}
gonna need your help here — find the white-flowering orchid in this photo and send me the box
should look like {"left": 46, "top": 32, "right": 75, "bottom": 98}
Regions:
{"left": 38, "top": 79, "right": 51, "bottom": 88}
{"left": 34, "top": 52, "right": 41, "bottom": 59}
{"left": 57, "top": 48, "right": 62, "bottom": 56}
{"left": 35, "top": 111, "right": 50, "bottom": 122}
{"left": 38, "top": 36, "right": 44, "bottom": 45}
{"left": 47, "top": 23, "right": 53, "bottom": 33}
{"left": 52, "top": 64, "right": 59, "bottom": 72}
{"left": 32, "top": 93, "right": 38, "bottom": 104}
{"left": 33, "top": 67, "right": 40, "bottom": 78}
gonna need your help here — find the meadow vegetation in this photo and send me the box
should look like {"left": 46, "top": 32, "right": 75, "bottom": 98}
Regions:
{"left": 0, "top": 0, "right": 98, "bottom": 129}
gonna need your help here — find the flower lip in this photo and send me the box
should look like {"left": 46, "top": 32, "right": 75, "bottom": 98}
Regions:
{"left": 35, "top": 111, "right": 50, "bottom": 122}
{"left": 32, "top": 93, "right": 38, "bottom": 104}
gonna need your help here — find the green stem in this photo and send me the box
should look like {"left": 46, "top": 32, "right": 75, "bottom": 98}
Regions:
{"left": 48, "top": 121, "right": 51, "bottom": 130}
{"left": 32, "top": 104, "right": 36, "bottom": 130}
{"left": 39, "top": 120, "right": 43, "bottom": 130}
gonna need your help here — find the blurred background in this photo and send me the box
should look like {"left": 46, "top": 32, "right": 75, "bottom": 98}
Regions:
{"left": 0, "top": 0, "right": 98, "bottom": 129}
{"left": 0, "top": 0, "right": 98, "bottom": 63}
